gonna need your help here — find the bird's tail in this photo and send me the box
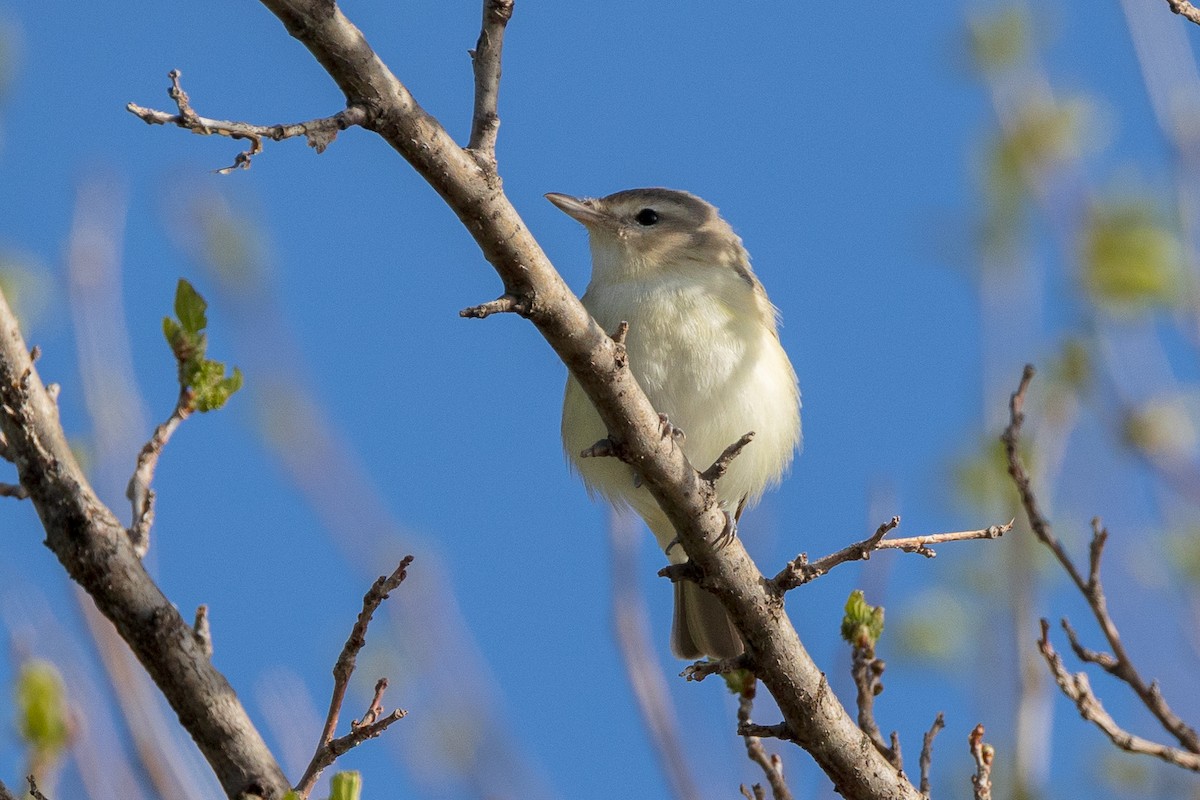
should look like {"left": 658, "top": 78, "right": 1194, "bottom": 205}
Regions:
{"left": 671, "top": 580, "right": 744, "bottom": 660}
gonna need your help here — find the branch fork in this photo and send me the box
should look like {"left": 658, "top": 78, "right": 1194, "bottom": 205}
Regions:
{"left": 127, "top": 69, "right": 366, "bottom": 173}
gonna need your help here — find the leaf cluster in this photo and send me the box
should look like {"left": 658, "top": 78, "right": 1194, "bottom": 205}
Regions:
{"left": 161, "top": 279, "right": 243, "bottom": 412}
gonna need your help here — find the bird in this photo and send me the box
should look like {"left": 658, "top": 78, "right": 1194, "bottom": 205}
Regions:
{"left": 549, "top": 188, "right": 801, "bottom": 660}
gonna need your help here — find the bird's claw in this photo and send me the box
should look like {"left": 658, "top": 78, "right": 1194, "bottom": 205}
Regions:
{"left": 664, "top": 534, "right": 682, "bottom": 557}
{"left": 658, "top": 413, "right": 685, "bottom": 446}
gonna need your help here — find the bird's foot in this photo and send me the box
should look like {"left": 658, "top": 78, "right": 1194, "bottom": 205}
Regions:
{"left": 664, "top": 534, "right": 682, "bottom": 558}
{"left": 658, "top": 413, "right": 685, "bottom": 446}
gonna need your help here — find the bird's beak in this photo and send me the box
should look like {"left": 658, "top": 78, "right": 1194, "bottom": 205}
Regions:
{"left": 545, "top": 193, "right": 614, "bottom": 230}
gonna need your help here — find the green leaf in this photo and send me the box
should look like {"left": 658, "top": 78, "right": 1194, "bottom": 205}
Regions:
{"left": 1082, "top": 199, "right": 1183, "bottom": 314}
{"left": 966, "top": 8, "right": 1030, "bottom": 74}
{"left": 192, "top": 362, "right": 243, "bottom": 413}
{"left": 841, "top": 590, "right": 885, "bottom": 649}
{"left": 16, "top": 660, "right": 69, "bottom": 757}
{"left": 329, "top": 771, "right": 362, "bottom": 800}
{"left": 161, "top": 279, "right": 242, "bottom": 410}
{"left": 174, "top": 278, "right": 208, "bottom": 334}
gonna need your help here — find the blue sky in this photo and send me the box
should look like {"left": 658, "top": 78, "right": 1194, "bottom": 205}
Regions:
{"left": 2, "top": 2, "right": 1197, "bottom": 799}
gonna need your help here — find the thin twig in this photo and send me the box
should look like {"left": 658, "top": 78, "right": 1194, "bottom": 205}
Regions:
{"left": 294, "top": 557, "right": 414, "bottom": 798}
{"left": 1003, "top": 365, "right": 1200, "bottom": 754}
{"left": 126, "top": 388, "right": 193, "bottom": 557}
{"left": 0, "top": 481, "right": 29, "bottom": 499}
{"left": 969, "top": 724, "right": 994, "bottom": 800}
{"left": 737, "top": 722, "right": 796, "bottom": 742}
{"left": 739, "top": 785, "right": 765, "bottom": 800}
{"left": 0, "top": 779, "right": 15, "bottom": 800}
{"left": 127, "top": 70, "right": 366, "bottom": 173}
{"left": 466, "top": 0, "right": 514, "bottom": 161}
{"left": 774, "top": 517, "right": 1011, "bottom": 591}
{"left": 851, "top": 642, "right": 902, "bottom": 770}
{"left": 700, "top": 432, "right": 756, "bottom": 483}
{"left": 1166, "top": 0, "right": 1200, "bottom": 24}
{"left": 1037, "top": 621, "right": 1200, "bottom": 770}
{"left": 25, "top": 775, "right": 48, "bottom": 800}
{"left": 738, "top": 678, "right": 794, "bottom": 800}
{"left": 919, "top": 713, "right": 945, "bottom": 797}
{"left": 459, "top": 292, "right": 532, "bottom": 319}
{"left": 193, "top": 605, "right": 212, "bottom": 659}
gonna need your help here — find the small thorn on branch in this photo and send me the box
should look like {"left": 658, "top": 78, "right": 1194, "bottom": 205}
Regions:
{"left": 737, "top": 721, "right": 796, "bottom": 743}
{"left": 459, "top": 292, "right": 531, "bottom": 319}
{"left": 580, "top": 437, "right": 619, "bottom": 459}
{"left": 658, "top": 561, "right": 702, "bottom": 585}
{"left": 194, "top": 604, "right": 213, "bottom": 658}
{"left": 701, "top": 432, "right": 755, "bottom": 482}
{"left": 610, "top": 320, "right": 629, "bottom": 347}
{"left": 0, "top": 482, "right": 29, "bottom": 500}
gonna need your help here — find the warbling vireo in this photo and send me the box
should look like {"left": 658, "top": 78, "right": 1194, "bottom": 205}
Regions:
{"left": 549, "top": 188, "right": 801, "bottom": 660}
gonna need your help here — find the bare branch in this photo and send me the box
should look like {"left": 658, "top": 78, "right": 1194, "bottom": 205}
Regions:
{"left": 459, "top": 292, "right": 532, "bottom": 319}
{"left": 740, "top": 785, "right": 765, "bottom": 800}
{"left": 968, "top": 724, "right": 994, "bottom": 800}
{"left": 127, "top": 70, "right": 366, "bottom": 173}
{"left": 194, "top": 605, "right": 213, "bottom": 659}
{"left": 1037, "top": 621, "right": 1200, "bottom": 771}
{"left": 738, "top": 678, "right": 794, "bottom": 800}
{"left": 466, "top": 0, "right": 514, "bottom": 161}
{"left": 126, "top": 388, "right": 193, "bottom": 557}
{"left": 919, "top": 713, "right": 945, "bottom": 797}
{"left": 700, "top": 432, "right": 756, "bottom": 483}
{"left": 157, "top": 0, "right": 938, "bottom": 793}
{"left": 738, "top": 722, "right": 796, "bottom": 742}
{"left": 0, "top": 779, "right": 16, "bottom": 800}
{"left": 1166, "top": 0, "right": 1200, "bottom": 25}
{"left": 851, "top": 642, "right": 902, "bottom": 770}
{"left": 0, "top": 481, "right": 29, "bottom": 499}
{"left": 1003, "top": 365, "right": 1200, "bottom": 755}
{"left": 774, "top": 517, "right": 1011, "bottom": 591}
{"left": 294, "top": 557, "right": 413, "bottom": 798}
{"left": 0, "top": 290, "right": 289, "bottom": 798}
{"left": 25, "top": 776, "right": 49, "bottom": 800}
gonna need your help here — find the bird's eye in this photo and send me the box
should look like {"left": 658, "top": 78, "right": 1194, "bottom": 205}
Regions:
{"left": 634, "top": 208, "right": 659, "bottom": 226}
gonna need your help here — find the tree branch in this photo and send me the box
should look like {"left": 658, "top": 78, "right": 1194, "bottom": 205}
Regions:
{"left": 135, "top": 0, "right": 934, "bottom": 794}
{"left": 919, "top": 713, "right": 944, "bottom": 798}
{"left": 1003, "top": 365, "right": 1200, "bottom": 756}
{"left": 0, "top": 290, "right": 290, "bottom": 799}
{"left": 294, "top": 557, "right": 413, "bottom": 798}
{"left": 850, "top": 641, "right": 902, "bottom": 771}
{"left": 968, "top": 724, "right": 994, "bottom": 800}
{"left": 738, "top": 678, "right": 794, "bottom": 800}
{"left": 1037, "top": 621, "right": 1200, "bottom": 770}
{"left": 125, "top": 387, "right": 193, "bottom": 556}
{"left": 1166, "top": 0, "right": 1200, "bottom": 25}
{"left": 127, "top": 70, "right": 366, "bottom": 173}
{"left": 774, "top": 516, "right": 1011, "bottom": 591}
{"left": 466, "top": 0, "right": 513, "bottom": 161}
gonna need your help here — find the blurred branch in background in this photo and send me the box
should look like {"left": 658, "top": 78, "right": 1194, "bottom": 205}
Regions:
{"left": 165, "top": 185, "right": 555, "bottom": 800}
{"left": 66, "top": 170, "right": 223, "bottom": 800}
{"left": 608, "top": 510, "right": 702, "bottom": 800}
{"left": 956, "top": 4, "right": 1200, "bottom": 795}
